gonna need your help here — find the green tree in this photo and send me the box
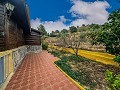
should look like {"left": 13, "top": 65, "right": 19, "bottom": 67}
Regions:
{"left": 82, "top": 24, "right": 85, "bottom": 27}
{"left": 89, "top": 24, "right": 101, "bottom": 30}
{"left": 105, "top": 70, "right": 120, "bottom": 90}
{"left": 58, "top": 32, "right": 83, "bottom": 56}
{"left": 55, "top": 30, "right": 59, "bottom": 33}
{"left": 96, "top": 9, "right": 120, "bottom": 55}
{"left": 88, "top": 31, "right": 99, "bottom": 45}
{"left": 61, "top": 29, "right": 68, "bottom": 33}
{"left": 50, "top": 31, "right": 56, "bottom": 37}
{"left": 78, "top": 25, "right": 89, "bottom": 32}
{"left": 38, "top": 24, "right": 47, "bottom": 35}
{"left": 69, "top": 26, "right": 77, "bottom": 33}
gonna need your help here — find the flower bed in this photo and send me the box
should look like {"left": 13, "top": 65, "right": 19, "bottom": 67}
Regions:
{"left": 49, "top": 49, "right": 120, "bottom": 90}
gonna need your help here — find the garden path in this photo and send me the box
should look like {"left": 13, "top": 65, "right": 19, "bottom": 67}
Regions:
{"left": 5, "top": 51, "right": 80, "bottom": 90}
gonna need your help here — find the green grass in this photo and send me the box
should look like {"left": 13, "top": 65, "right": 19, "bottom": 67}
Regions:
{"left": 55, "top": 55, "right": 97, "bottom": 89}
{"left": 49, "top": 50, "right": 70, "bottom": 58}
{"left": 49, "top": 51, "right": 61, "bottom": 57}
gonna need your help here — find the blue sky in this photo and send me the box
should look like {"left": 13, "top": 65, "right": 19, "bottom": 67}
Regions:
{"left": 27, "top": 0, "right": 120, "bottom": 33}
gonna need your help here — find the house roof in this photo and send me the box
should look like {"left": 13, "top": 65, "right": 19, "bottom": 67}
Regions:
{"left": 31, "top": 28, "right": 43, "bottom": 36}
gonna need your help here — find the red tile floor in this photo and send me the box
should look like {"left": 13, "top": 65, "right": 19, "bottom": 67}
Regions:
{"left": 5, "top": 51, "right": 80, "bottom": 90}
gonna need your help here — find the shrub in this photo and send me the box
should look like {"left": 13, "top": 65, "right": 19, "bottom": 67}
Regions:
{"left": 61, "top": 56, "right": 68, "bottom": 61}
{"left": 114, "top": 55, "right": 120, "bottom": 63}
{"left": 68, "top": 55, "right": 85, "bottom": 62}
{"left": 60, "top": 50, "right": 67, "bottom": 54}
{"left": 50, "top": 51, "right": 61, "bottom": 57}
{"left": 42, "top": 43, "right": 48, "bottom": 50}
{"left": 105, "top": 70, "right": 120, "bottom": 90}
{"left": 55, "top": 56, "right": 97, "bottom": 89}
{"left": 55, "top": 60, "right": 76, "bottom": 79}
{"left": 69, "top": 26, "right": 77, "bottom": 33}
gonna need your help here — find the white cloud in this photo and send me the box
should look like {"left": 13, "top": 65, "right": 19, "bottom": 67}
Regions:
{"left": 31, "top": 0, "right": 110, "bottom": 33}
{"left": 59, "top": 16, "right": 67, "bottom": 22}
{"left": 31, "top": 16, "right": 69, "bottom": 33}
{"left": 70, "top": 0, "right": 110, "bottom": 26}
{"left": 31, "top": 18, "right": 42, "bottom": 30}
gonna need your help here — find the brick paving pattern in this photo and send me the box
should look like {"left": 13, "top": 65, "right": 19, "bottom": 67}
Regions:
{"left": 5, "top": 51, "right": 80, "bottom": 90}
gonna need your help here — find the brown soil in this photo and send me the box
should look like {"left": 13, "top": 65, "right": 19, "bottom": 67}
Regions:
{"left": 68, "top": 59, "right": 120, "bottom": 90}
{"left": 49, "top": 49, "right": 120, "bottom": 90}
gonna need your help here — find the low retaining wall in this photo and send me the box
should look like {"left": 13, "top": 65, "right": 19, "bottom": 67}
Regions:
{"left": 0, "top": 45, "right": 42, "bottom": 90}
{"left": 27, "top": 45, "right": 42, "bottom": 53}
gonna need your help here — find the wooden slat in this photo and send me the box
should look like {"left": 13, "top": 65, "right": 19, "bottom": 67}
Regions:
{"left": 6, "top": 20, "right": 25, "bottom": 50}
{"left": 25, "top": 34, "right": 41, "bottom": 45}
{"left": 0, "top": 4, "right": 5, "bottom": 51}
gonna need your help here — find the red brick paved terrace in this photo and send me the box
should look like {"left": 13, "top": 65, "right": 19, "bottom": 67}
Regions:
{"left": 5, "top": 51, "right": 80, "bottom": 90}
